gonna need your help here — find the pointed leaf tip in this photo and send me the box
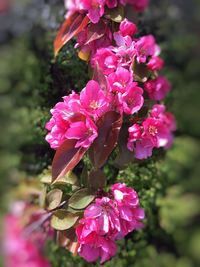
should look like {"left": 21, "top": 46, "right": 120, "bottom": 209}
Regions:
{"left": 52, "top": 139, "right": 87, "bottom": 183}
{"left": 54, "top": 13, "right": 89, "bottom": 57}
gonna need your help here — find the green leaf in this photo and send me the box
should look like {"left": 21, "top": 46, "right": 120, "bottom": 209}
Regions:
{"left": 105, "top": 5, "right": 124, "bottom": 23}
{"left": 52, "top": 171, "right": 78, "bottom": 186}
{"left": 68, "top": 188, "right": 95, "bottom": 210}
{"left": 51, "top": 209, "right": 79, "bottom": 231}
{"left": 88, "top": 169, "right": 106, "bottom": 190}
{"left": 46, "top": 189, "right": 63, "bottom": 211}
{"left": 40, "top": 170, "right": 52, "bottom": 184}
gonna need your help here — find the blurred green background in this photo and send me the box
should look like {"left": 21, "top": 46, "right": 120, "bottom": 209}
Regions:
{"left": 0, "top": 0, "right": 200, "bottom": 266}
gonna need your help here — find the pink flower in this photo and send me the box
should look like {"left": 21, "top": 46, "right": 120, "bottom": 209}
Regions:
{"left": 112, "top": 183, "right": 139, "bottom": 207}
{"left": 134, "top": 35, "right": 159, "bottom": 63}
{"left": 80, "top": 80, "right": 110, "bottom": 119}
{"left": 128, "top": 124, "right": 142, "bottom": 141}
{"left": 80, "top": 0, "right": 105, "bottom": 24}
{"left": 105, "top": 0, "right": 118, "bottom": 8}
{"left": 151, "top": 104, "right": 170, "bottom": 117}
{"left": 76, "top": 183, "right": 145, "bottom": 263}
{"left": 142, "top": 117, "right": 169, "bottom": 148}
{"left": 128, "top": 124, "right": 154, "bottom": 159}
{"left": 111, "top": 183, "right": 145, "bottom": 237}
{"left": 45, "top": 109, "right": 71, "bottom": 149}
{"left": 3, "top": 212, "right": 51, "bottom": 267}
{"left": 118, "top": 83, "right": 144, "bottom": 115}
{"left": 65, "top": 0, "right": 148, "bottom": 23}
{"left": 91, "top": 48, "right": 118, "bottom": 75}
{"left": 65, "top": 117, "right": 98, "bottom": 148}
{"left": 150, "top": 104, "right": 176, "bottom": 146}
{"left": 84, "top": 197, "right": 121, "bottom": 235}
{"left": 119, "top": 19, "right": 138, "bottom": 37}
{"left": 45, "top": 91, "right": 98, "bottom": 149}
{"left": 76, "top": 197, "right": 119, "bottom": 263}
{"left": 127, "top": 105, "right": 176, "bottom": 159}
{"left": 111, "top": 34, "right": 135, "bottom": 69}
{"left": 147, "top": 56, "right": 164, "bottom": 71}
{"left": 113, "top": 32, "right": 132, "bottom": 48}
{"left": 76, "top": 182, "right": 145, "bottom": 263}
{"left": 150, "top": 105, "right": 176, "bottom": 131}
{"left": 150, "top": 104, "right": 166, "bottom": 118}
{"left": 144, "top": 76, "right": 171, "bottom": 101}
{"left": 108, "top": 67, "right": 132, "bottom": 93}
{"left": 45, "top": 93, "right": 80, "bottom": 149}
{"left": 78, "top": 237, "right": 117, "bottom": 264}
{"left": 133, "top": 138, "right": 154, "bottom": 159}
{"left": 64, "top": 0, "right": 81, "bottom": 14}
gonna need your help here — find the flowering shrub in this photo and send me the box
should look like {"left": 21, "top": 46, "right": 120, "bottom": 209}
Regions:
{"left": 3, "top": 0, "right": 177, "bottom": 265}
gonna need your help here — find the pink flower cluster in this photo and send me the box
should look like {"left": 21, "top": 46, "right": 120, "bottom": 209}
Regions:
{"left": 91, "top": 20, "right": 166, "bottom": 84}
{"left": 127, "top": 104, "right": 176, "bottom": 159}
{"left": 76, "top": 183, "right": 145, "bottom": 263}
{"left": 89, "top": 19, "right": 175, "bottom": 158}
{"left": 46, "top": 80, "right": 105, "bottom": 149}
{"left": 46, "top": 19, "right": 176, "bottom": 159}
{"left": 3, "top": 203, "right": 51, "bottom": 267}
{"left": 89, "top": 20, "right": 163, "bottom": 67}
{"left": 45, "top": 77, "right": 144, "bottom": 149}
{"left": 65, "top": 0, "right": 149, "bottom": 24}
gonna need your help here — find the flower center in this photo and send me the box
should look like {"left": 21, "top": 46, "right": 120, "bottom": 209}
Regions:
{"left": 140, "top": 47, "right": 147, "bottom": 56}
{"left": 149, "top": 125, "right": 157, "bottom": 136}
{"left": 127, "top": 98, "right": 134, "bottom": 106}
{"left": 90, "top": 100, "right": 99, "bottom": 109}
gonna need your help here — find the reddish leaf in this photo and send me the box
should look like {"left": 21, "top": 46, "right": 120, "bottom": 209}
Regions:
{"left": 77, "top": 21, "right": 109, "bottom": 62}
{"left": 114, "top": 125, "right": 134, "bottom": 168}
{"left": 89, "top": 111, "right": 122, "bottom": 168}
{"left": 92, "top": 63, "right": 109, "bottom": 92}
{"left": 85, "top": 21, "right": 108, "bottom": 45}
{"left": 54, "top": 13, "right": 89, "bottom": 57}
{"left": 52, "top": 139, "right": 87, "bottom": 183}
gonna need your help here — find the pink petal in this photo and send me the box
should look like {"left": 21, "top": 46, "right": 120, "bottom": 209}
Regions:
{"left": 79, "top": 244, "right": 100, "bottom": 262}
